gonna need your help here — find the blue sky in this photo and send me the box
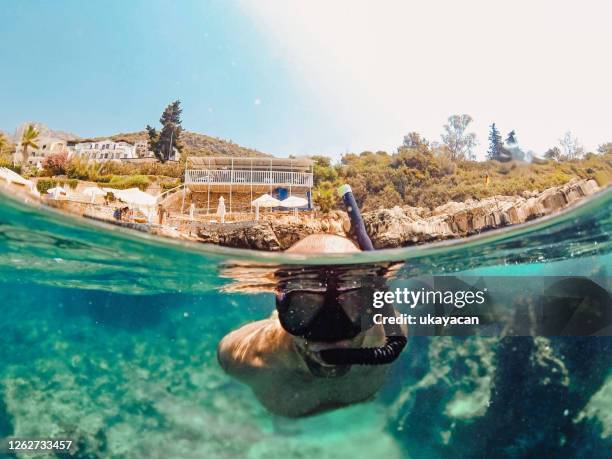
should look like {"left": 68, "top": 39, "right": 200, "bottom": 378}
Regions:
{"left": 1, "top": 1, "right": 610, "bottom": 159}
{"left": 0, "top": 0, "right": 336, "bottom": 155}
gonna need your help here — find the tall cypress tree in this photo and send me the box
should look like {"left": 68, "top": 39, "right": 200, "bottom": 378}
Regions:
{"left": 487, "top": 123, "right": 503, "bottom": 160}
{"left": 146, "top": 100, "right": 183, "bottom": 163}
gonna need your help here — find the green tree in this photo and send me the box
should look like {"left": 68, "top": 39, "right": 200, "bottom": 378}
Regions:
{"left": 311, "top": 155, "right": 338, "bottom": 186}
{"left": 487, "top": 123, "right": 503, "bottom": 160}
{"left": 597, "top": 142, "right": 612, "bottom": 154}
{"left": 544, "top": 146, "right": 562, "bottom": 161}
{"left": 441, "top": 115, "right": 477, "bottom": 160}
{"left": 19, "top": 124, "right": 39, "bottom": 163}
{"left": 504, "top": 129, "right": 525, "bottom": 161}
{"left": 506, "top": 130, "right": 517, "bottom": 145}
{"left": 402, "top": 132, "right": 428, "bottom": 149}
{"left": 559, "top": 131, "right": 583, "bottom": 159}
{"left": 146, "top": 100, "right": 183, "bottom": 163}
{"left": 313, "top": 181, "right": 337, "bottom": 213}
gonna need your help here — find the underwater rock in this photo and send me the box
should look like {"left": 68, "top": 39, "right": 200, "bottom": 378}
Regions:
{"left": 388, "top": 337, "right": 497, "bottom": 457}
{"left": 362, "top": 179, "right": 600, "bottom": 248}
{"left": 575, "top": 376, "right": 612, "bottom": 439}
{"left": 388, "top": 336, "right": 612, "bottom": 458}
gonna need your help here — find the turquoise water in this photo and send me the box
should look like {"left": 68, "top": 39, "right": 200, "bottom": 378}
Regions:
{"left": 0, "top": 189, "right": 610, "bottom": 458}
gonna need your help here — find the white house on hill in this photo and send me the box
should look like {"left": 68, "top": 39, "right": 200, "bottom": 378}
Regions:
{"left": 72, "top": 139, "right": 178, "bottom": 163}
{"left": 14, "top": 135, "right": 178, "bottom": 167}
{"left": 15, "top": 136, "right": 70, "bottom": 168}
{"left": 73, "top": 139, "right": 138, "bottom": 162}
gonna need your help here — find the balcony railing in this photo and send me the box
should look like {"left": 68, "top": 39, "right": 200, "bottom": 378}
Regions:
{"left": 185, "top": 169, "right": 313, "bottom": 187}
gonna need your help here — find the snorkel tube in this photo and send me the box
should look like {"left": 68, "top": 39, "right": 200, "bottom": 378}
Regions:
{"left": 337, "top": 184, "right": 375, "bottom": 251}
{"left": 316, "top": 185, "right": 407, "bottom": 366}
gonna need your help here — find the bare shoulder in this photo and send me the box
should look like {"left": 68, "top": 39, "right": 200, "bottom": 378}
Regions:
{"left": 217, "top": 317, "right": 292, "bottom": 380}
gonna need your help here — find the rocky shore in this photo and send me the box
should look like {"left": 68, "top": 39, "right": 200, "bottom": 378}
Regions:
{"left": 195, "top": 215, "right": 347, "bottom": 251}
{"left": 6, "top": 176, "right": 600, "bottom": 251}
{"left": 361, "top": 178, "right": 600, "bottom": 249}
{"left": 195, "top": 179, "right": 601, "bottom": 251}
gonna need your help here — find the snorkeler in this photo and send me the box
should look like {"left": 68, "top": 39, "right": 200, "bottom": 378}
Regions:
{"left": 217, "top": 186, "right": 407, "bottom": 417}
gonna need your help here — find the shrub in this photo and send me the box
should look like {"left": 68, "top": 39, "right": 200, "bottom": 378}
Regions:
{"left": 328, "top": 148, "right": 612, "bottom": 211}
{"left": 42, "top": 152, "right": 68, "bottom": 176}
{"left": 0, "top": 161, "right": 21, "bottom": 174}
{"left": 105, "top": 175, "right": 151, "bottom": 191}
{"left": 96, "top": 175, "right": 112, "bottom": 183}
{"left": 65, "top": 156, "right": 185, "bottom": 182}
{"left": 593, "top": 171, "right": 610, "bottom": 186}
{"left": 36, "top": 178, "right": 57, "bottom": 194}
{"left": 66, "top": 157, "right": 97, "bottom": 180}
{"left": 312, "top": 155, "right": 339, "bottom": 186}
{"left": 97, "top": 160, "right": 184, "bottom": 178}
{"left": 65, "top": 178, "right": 79, "bottom": 190}
{"left": 160, "top": 179, "right": 181, "bottom": 191}
{"left": 313, "top": 181, "right": 337, "bottom": 213}
{"left": 437, "top": 153, "right": 456, "bottom": 175}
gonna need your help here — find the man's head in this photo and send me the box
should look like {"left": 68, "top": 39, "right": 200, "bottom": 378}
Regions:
{"left": 279, "top": 235, "right": 366, "bottom": 374}
{"left": 285, "top": 234, "right": 360, "bottom": 255}
{"left": 278, "top": 235, "right": 407, "bottom": 374}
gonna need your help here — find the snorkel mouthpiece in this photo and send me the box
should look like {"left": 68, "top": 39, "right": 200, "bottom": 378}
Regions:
{"left": 318, "top": 335, "right": 407, "bottom": 366}
{"left": 338, "top": 184, "right": 375, "bottom": 251}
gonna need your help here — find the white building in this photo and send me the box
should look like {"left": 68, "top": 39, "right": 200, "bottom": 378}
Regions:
{"left": 73, "top": 139, "right": 138, "bottom": 162}
{"left": 14, "top": 136, "right": 178, "bottom": 166}
{"left": 15, "top": 136, "right": 70, "bottom": 168}
{"left": 72, "top": 139, "right": 178, "bottom": 163}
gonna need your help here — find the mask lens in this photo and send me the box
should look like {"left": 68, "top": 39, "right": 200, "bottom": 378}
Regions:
{"left": 338, "top": 288, "right": 375, "bottom": 323}
{"left": 277, "top": 291, "right": 326, "bottom": 335}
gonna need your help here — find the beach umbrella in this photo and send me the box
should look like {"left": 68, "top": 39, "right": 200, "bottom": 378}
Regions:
{"left": 104, "top": 188, "right": 158, "bottom": 222}
{"left": 251, "top": 194, "right": 280, "bottom": 221}
{"left": 83, "top": 186, "right": 107, "bottom": 203}
{"left": 280, "top": 195, "right": 308, "bottom": 217}
{"left": 47, "top": 186, "right": 67, "bottom": 199}
{"left": 280, "top": 196, "right": 308, "bottom": 208}
{"left": 251, "top": 194, "right": 280, "bottom": 207}
{"left": 217, "top": 196, "right": 226, "bottom": 223}
{"left": 105, "top": 188, "right": 157, "bottom": 207}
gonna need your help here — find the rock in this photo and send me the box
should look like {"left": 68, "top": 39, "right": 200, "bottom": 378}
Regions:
{"left": 195, "top": 214, "right": 347, "bottom": 251}
{"left": 193, "top": 179, "right": 600, "bottom": 251}
{"left": 389, "top": 336, "right": 611, "bottom": 458}
{"left": 197, "top": 222, "right": 281, "bottom": 251}
{"left": 362, "top": 179, "right": 600, "bottom": 249}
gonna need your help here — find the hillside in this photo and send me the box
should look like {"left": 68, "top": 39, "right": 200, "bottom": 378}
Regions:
{"left": 12, "top": 122, "right": 79, "bottom": 142}
{"left": 313, "top": 147, "right": 612, "bottom": 212}
{"left": 89, "top": 131, "right": 271, "bottom": 158}
{"left": 4, "top": 122, "right": 270, "bottom": 158}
